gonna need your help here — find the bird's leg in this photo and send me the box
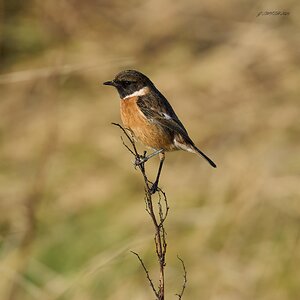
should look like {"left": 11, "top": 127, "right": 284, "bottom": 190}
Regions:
{"left": 150, "top": 152, "right": 165, "bottom": 195}
{"left": 135, "top": 148, "right": 164, "bottom": 166}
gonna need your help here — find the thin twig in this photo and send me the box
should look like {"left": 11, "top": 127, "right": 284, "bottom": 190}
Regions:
{"left": 176, "top": 256, "right": 187, "bottom": 299}
{"left": 131, "top": 251, "right": 159, "bottom": 298}
{"left": 112, "top": 122, "right": 139, "bottom": 156}
{"left": 120, "top": 136, "right": 136, "bottom": 156}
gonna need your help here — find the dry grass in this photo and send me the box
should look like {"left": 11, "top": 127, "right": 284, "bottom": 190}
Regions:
{"left": 0, "top": 0, "right": 300, "bottom": 299}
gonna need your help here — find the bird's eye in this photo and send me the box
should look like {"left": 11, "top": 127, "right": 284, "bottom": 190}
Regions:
{"left": 122, "top": 81, "right": 131, "bottom": 86}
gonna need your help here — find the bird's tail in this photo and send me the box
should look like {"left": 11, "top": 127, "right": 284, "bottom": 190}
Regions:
{"left": 191, "top": 145, "right": 217, "bottom": 168}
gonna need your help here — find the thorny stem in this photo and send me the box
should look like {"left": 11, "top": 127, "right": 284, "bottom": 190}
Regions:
{"left": 112, "top": 122, "right": 186, "bottom": 300}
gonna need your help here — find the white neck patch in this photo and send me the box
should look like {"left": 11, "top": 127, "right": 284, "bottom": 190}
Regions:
{"left": 123, "top": 87, "right": 149, "bottom": 99}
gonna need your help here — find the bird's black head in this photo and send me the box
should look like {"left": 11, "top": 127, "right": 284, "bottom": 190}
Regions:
{"left": 103, "top": 70, "right": 153, "bottom": 99}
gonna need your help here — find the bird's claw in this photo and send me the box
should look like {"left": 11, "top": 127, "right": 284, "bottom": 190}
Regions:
{"left": 149, "top": 182, "right": 158, "bottom": 195}
{"left": 134, "top": 155, "right": 148, "bottom": 167}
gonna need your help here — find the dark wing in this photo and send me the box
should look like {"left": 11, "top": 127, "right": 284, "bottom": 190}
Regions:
{"left": 137, "top": 89, "right": 194, "bottom": 144}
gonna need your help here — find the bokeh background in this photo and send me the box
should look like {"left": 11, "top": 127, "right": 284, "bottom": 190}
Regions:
{"left": 1, "top": 0, "right": 300, "bottom": 299}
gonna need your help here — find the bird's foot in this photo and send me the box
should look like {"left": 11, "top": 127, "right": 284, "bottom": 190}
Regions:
{"left": 149, "top": 182, "right": 158, "bottom": 195}
{"left": 134, "top": 154, "right": 148, "bottom": 167}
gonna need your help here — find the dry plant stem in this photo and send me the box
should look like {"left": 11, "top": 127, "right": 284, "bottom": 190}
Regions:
{"left": 175, "top": 256, "right": 187, "bottom": 299}
{"left": 112, "top": 123, "right": 186, "bottom": 300}
{"left": 131, "top": 251, "right": 159, "bottom": 299}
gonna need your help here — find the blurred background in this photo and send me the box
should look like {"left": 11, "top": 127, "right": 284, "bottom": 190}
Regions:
{"left": 1, "top": 0, "right": 300, "bottom": 299}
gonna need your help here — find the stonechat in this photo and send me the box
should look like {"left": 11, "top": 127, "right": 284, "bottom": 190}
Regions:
{"left": 104, "top": 70, "right": 216, "bottom": 193}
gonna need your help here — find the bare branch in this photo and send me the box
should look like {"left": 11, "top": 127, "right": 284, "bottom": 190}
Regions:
{"left": 112, "top": 122, "right": 139, "bottom": 156}
{"left": 131, "top": 251, "right": 159, "bottom": 298}
{"left": 175, "top": 256, "right": 188, "bottom": 299}
{"left": 120, "top": 136, "right": 136, "bottom": 156}
{"left": 113, "top": 122, "right": 187, "bottom": 300}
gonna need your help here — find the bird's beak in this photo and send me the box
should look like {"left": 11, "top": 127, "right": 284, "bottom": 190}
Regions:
{"left": 103, "top": 80, "right": 115, "bottom": 86}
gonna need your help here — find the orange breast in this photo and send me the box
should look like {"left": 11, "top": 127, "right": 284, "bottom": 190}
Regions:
{"left": 120, "top": 96, "right": 175, "bottom": 151}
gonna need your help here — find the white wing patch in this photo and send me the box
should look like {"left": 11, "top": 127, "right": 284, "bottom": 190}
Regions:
{"left": 174, "top": 138, "right": 195, "bottom": 153}
{"left": 162, "top": 112, "right": 172, "bottom": 120}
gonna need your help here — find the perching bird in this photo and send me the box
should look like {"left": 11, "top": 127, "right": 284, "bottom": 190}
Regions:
{"left": 104, "top": 70, "right": 216, "bottom": 193}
